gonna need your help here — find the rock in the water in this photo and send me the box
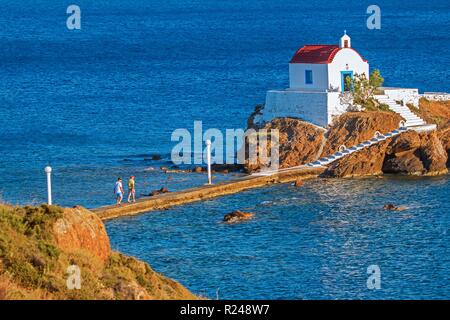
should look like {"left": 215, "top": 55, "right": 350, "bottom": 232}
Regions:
{"left": 383, "top": 204, "right": 408, "bottom": 211}
{"left": 193, "top": 166, "right": 204, "bottom": 173}
{"left": 223, "top": 210, "right": 254, "bottom": 223}
{"left": 294, "top": 178, "right": 304, "bottom": 187}
{"left": 151, "top": 154, "right": 162, "bottom": 161}
{"left": 211, "top": 163, "right": 243, "bottom": 173}
{"left": 149, "top": 187, "right": 170, "bottom": 196}
{"left": 164, "top": 166, "right": 191, "bottom": 173}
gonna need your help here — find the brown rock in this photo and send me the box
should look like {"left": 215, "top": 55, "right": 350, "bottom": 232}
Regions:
{"left": 211, "top": 163, "right": 243, "bottom": 173}
{"left": 416, "top": 99, "right": 450, "bottom": 129}
{"left": 243, "top": 101, "right": 450, "bottom": 177}
{"left": 437, "top": 127, "right": 450, "bottom": 167}
{"left": 383, "top": 151, "right": 425, "bottom": 175}
{"left": 149, "top": 187, "right": 170, "bottom": 196}
{"left": 52, "top": 206, "right": 111, "bottom": 263}
{"left": 385, "top": 131, "right": 422, "bottom": 154}
{"left": 193, "top": 166, "right": 204, "bottom": 173}
{"left": 383, "top": 131, "right": 448, "bottom": 175}
{"left": 115, "top": 281, "right": 151, "bottom": 300}
{"left": 223, "top": 210, "right": 254, "bottom": 224}
{"left": 323, "top": 140, "right": 390, "bottom": 178}
{"left": 151, "top": 154, "right": 162, "bottom": 161}
{"left": 243, "top": 118, "right": 326, "bottom": 173}
{"left": 383, "top": 204, "right": 408, "bottom": 211}
{"left": 416, "top": 132, "right": 448, "bottom": 174}
{"left": 294, "top": 178, "right": 304, "bottom": 187}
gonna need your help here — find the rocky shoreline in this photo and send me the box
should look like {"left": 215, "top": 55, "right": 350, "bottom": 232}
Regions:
{"left": 246, "top": 99, "right": 450, "bottom": 178}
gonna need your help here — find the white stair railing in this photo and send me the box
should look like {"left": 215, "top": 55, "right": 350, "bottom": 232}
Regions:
{"left": 305, "top": 123, "right": 408, "bottom": 168}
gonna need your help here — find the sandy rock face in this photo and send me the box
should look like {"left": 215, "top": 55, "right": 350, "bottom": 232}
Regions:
{"left": 244, "top": 118, "right": 326, "bottom": 173}
{"left": 52, "top": 206, "right": 111, "bottom": 263}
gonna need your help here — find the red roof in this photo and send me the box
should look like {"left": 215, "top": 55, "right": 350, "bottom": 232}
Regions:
{"left": 290, "top": 44, "right": 367, "bottom": 64}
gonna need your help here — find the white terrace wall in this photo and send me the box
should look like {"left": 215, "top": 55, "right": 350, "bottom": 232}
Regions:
{"left": 422, "top": 92, "right": 450, "bottom": 101}
{"left": 383, "top": 88, "right": 420, "bottom": 107}
{"left": 258, "top": 90, "right": 329, "bottom": 127}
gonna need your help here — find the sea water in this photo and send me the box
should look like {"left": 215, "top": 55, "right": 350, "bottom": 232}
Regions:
{"left": 0, "top": 0, "right": 448, "bottom": 299}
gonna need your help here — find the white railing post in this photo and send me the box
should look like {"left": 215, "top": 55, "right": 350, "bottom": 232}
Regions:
{"left": 44, "top": 166, "right": 52, "bottom": 205}
{"left": 206, "top": 140, "right": 212, "bottom": 185}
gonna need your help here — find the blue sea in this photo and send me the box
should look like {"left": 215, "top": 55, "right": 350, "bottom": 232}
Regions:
{"left": 0, "top": 0, "right": 449, "bottom": 299}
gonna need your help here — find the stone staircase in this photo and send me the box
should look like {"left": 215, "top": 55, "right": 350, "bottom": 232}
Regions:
{"left": 375, "top": 95, "right": 427, "bottom": 127}
{"left": 305, "top": 126, "right": 408, "bottom": 168}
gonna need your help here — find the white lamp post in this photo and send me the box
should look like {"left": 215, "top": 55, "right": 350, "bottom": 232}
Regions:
{"left": 44, "top": 166, "right": 52, "bottom": 205}
{"left": 206, "top": 140, "right": 212, "bottom": 185}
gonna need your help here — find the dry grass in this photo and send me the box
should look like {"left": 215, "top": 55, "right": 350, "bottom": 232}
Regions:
{"left": 412, "top": 98, "right": 450, "bottom": 129}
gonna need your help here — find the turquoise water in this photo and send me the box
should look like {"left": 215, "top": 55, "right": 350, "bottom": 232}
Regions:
{"left": 106, "top": 176, "right": 450, "bottom": 299}
{"left": 0, "top": 0, "right": 449, "bottom": 299}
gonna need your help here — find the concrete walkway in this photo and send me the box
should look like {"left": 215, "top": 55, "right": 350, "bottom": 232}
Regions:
{"left": 92, "top": 166, "right": 325, "bottom": 220}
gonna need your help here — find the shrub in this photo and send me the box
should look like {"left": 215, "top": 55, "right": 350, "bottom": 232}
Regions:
{"left": 345, "top": 69, "right": 385, "bottom": 111}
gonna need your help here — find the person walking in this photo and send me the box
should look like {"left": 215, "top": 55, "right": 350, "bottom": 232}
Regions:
{"left": 114, "top": 177, "right": 124, "bottom": 205}
{"left": 127, "top": 176, "right": 136, "bottom": 203}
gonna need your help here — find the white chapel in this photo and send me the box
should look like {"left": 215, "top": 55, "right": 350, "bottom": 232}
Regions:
{"left": 255, "top": 32, "right": 370, "bottom": 127}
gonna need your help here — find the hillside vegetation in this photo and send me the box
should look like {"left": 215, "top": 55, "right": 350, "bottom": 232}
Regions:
{"left": 0, "top": 204, "right": 197, "bottom": 300}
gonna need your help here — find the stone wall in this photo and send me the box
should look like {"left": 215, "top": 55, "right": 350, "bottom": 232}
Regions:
{"left": 422, "top": 92, "right": 450, "bottom": 101}
{"left": 383, "top": 88, "right": 420, "bottom": 107}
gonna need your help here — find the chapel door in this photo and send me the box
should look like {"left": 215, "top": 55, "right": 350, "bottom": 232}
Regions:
{"left": 342, "top": 72, "right": 353, "bottom": 92}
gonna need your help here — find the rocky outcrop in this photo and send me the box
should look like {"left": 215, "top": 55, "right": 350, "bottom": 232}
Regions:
{"left": 247, "top": 104, "right": 264, "bottom": 129}
{"left": 53, "top": 206, "right": 111, "bottom": 263}
{"left": 324, "top": 130, "right": 448, "bottom": 178}
{"left": 244, "top": 99, "right": 449, "bottom": 177}
{"left": 244, "top": 118, "right": 326, "bottom": 173}
{"left": 383, "top": 131, "right": 448, "bottom": 176}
